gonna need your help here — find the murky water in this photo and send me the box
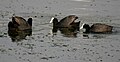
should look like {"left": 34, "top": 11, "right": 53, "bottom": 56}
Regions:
{"left": 0, "top": 0, "right": 120, "bottom": 62}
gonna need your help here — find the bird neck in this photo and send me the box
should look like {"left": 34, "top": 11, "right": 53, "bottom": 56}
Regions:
{"left": 27, "top": 18, "right": 32, "bottom": 26}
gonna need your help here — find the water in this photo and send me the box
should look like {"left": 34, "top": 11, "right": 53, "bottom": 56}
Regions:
{"left": 0, "top": 0, "right": 120, "bottom": 62}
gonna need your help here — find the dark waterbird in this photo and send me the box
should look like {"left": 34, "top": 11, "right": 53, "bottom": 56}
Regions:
{"left": 50, "top": 15, "right": 80, "bottom": 28}
{"left": 80, "top": 23, "right": 113, "bottom": 33}
{"left": 8, "top": 16, "right": 32, "bottom": 31}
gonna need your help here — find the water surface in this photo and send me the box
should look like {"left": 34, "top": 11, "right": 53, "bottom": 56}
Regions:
{"left": 0, "top": 0, "right": 120, "bottom": 62}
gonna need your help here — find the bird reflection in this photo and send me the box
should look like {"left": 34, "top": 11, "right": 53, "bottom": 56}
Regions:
{"left": 8, "top": 29, "right": 32, "bottom": 42}
{"left": 52, "top": 27, "right": 79, "bottom": 38}
{"left": 82, "top": 33, "right": 111, "bottom": 39}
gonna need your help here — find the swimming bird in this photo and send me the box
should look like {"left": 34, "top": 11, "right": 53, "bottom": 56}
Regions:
{"left": 50, "top": 15, "right": 80, "bottom": 28}
{"left": 8, "top": 16, "right": 32, "bottom": 31}
{"left": 80, "top": 23, "right": 113, "bottom": 33}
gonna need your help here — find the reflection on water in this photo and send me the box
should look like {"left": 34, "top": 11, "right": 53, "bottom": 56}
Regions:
{"left": 8, "top": 29, "right": 32, "bottom": 42}
{"left": 52, "top": 27, "right": 79, "bottom": 38}
{"left": 82, "top": 33, "right": 110, "bottom": 39}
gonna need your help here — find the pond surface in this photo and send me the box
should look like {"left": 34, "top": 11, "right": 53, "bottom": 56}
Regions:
{"left": 0, "top": 0, "right": 120, "bottom": 62}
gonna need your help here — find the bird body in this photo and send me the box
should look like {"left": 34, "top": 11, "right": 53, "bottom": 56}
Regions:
{"left": 50, "top": 15, "right": 80, "bottom": 28}
{"left": 80, "top": 23, "right": 113, "bottom": 33}
{"left": 8, "top": 16, "right": 32, "bottom": 31}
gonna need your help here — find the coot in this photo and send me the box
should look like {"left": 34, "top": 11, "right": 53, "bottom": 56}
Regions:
{"left": 80, "top": 23, "right": 113, "bottom": 33}
{"left": 8, "top": 16, "right": 32, "bottom": 31}
{"left": 50, "top": 15, "right": 80, "bottom": 28}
